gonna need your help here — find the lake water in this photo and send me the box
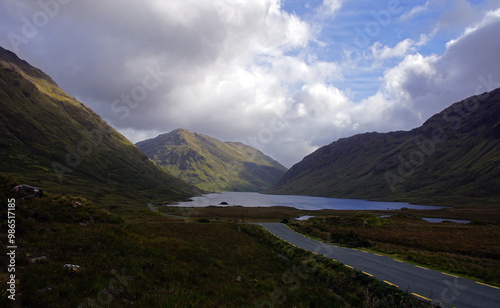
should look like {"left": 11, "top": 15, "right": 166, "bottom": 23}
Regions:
{"left": 380, "top": 215, "right": 470, "bottom": 224}
{"left": 422, "top": 218, "right": 470, "bottom": 224}
{"left": 296, "top": 215, "right": 316, "bottom": 221}
{"left": 175, "top": 192, "right": 444, "bottom": 211}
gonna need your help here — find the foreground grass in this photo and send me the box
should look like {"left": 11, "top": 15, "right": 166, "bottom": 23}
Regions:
{"left": 1, "top": 190, "right": 425, "bottom": 307}
{"left": 289, "top": 213, "right": 500, "bottom": 286}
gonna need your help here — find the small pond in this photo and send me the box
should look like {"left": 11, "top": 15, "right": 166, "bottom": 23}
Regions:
{"left": 422, "top": 218, "right": 471, "bottom": 224}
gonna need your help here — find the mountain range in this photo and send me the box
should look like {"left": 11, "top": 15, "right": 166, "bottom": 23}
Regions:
{"left": 0, "top": 46, "right": 199, "bottom": 206}
{"left": 136, "top": 129, "right": 287, "bottom": 191}
{"left": 267, "top": 88, "right": 500, "bottom": 206}
{"left": 2, "top": 44, "right": 498, "bottom": 207}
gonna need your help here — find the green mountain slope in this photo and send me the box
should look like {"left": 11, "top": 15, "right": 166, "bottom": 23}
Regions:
{"left": 267, "top": 89, "right": 500, "bottom": 206}
{"left": 136, "top": 129, "right": 287, "bottom": 191}
{"left": 0, "top": 46, "right": 199, "bottom": 206}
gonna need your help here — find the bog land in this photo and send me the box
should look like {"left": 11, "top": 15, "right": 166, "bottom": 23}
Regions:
{"left": 2, "top": 176, "right": 499, "bottom": 306}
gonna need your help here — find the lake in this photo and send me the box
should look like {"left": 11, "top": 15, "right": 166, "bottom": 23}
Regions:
{"left": 175, "top": 192, "right": 444, "bottom": 211}
{"left": 422, "top": 218, "right": 470, "bottom": 224}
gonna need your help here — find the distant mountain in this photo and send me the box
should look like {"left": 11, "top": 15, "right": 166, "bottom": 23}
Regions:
{"left": 136, "top": 129, "right": 287, "bottom": 191}
{"left": 267, "top": 88, "right": 500, "bottom": 206}
{"left": 0, "top": 46, "right": 199, "bottom": 204}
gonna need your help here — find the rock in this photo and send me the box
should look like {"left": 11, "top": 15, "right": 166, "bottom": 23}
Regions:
{"left": 63, "top": 264, "right": 81, "bottom": 272}
{"left": 10, "top": 184, "right": 43, "bottom": 199}
{"left": 30, "top": 256, "right": 49, "bottom": 263}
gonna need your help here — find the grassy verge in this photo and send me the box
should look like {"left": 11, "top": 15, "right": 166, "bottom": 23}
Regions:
{"left": 287, "top": 213, "right": 500, "bottom": 286}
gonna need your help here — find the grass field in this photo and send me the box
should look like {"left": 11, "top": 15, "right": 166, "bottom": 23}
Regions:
{"left": 1, "top": 188, "right": 428, "bottom": 307}
{"left": 159, "top": 204, "right": 500, "bottom": 287}
{"left": 287, "top": 212, "right": 500, "bottom": 287}
{"left": 2, "top": 173, "right": 498, "bottom": 306}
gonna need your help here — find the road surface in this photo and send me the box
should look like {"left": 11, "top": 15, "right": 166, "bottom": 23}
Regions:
{"left": 259, "top": 223, "right": 500, "bottom": 308}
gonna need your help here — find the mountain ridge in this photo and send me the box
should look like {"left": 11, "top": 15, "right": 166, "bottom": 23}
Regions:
{"left": 0, "top": 46, "right": 199, "bottom": 206}
{"left": 267, "top": 88, "right": 500, "bottom": 206}
{"left": 136, "top": 129, "right": 287, "bottom": 192}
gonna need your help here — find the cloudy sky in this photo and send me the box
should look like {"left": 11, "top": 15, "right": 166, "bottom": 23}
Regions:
{"left": 1, "top": 0, "right": 500, "bottom": 167}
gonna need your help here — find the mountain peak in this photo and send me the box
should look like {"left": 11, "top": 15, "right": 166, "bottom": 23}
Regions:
{"left": 171, "top": 128, "right": 193, "bottom": 137}
{"left": 0, "top": 46, "right": 58, "bottom": 86}
{"left": 136, "top": 129, "right": 287, "bottom": 192}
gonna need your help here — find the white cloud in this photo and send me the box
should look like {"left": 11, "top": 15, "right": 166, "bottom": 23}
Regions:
{"left": 1, "top": 0, "right": 499, "bottom": 168}
{"left": 370, "top": 39, "right": 416, "bottom": 61}
{"left": 383, "top": 53, "right": 439, "bottom": 97}
{"left": 375, "top": 8, "right": 500, "bottom": 123}
{"left": 317, "top": 0, "right": 344, "bottom": 18}
{"left": 400, "top": 1, "right": 429, "bottom": 21}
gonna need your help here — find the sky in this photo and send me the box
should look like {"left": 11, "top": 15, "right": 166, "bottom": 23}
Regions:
{"left": 1, "top": 0, "right": 500, "bottom": 168}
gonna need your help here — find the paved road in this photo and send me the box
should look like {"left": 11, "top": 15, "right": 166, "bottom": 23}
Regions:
{"left": 259, "top": 223, "right": 500, "bottom": 308}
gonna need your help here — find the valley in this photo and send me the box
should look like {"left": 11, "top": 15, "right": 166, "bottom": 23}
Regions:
{"left": 3, "top": 179, "right": 499, "bottom": 307}
{"left": 1, "top": 181, "right": 428, "bottom": 307}
{"left": 1, "top": 40, "right": 499, "bottom": 307}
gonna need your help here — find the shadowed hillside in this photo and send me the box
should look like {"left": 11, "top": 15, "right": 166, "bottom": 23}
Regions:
{"left": 0, "top": 46, "right": 199, "bottom": 207}
{"left": 267, "top": 88, "right": 500, "bottom": 206}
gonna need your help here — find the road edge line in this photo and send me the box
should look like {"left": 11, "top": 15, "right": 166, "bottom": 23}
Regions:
{"left": 383, "top": 280, "right": 398, "bottom": 288}
{"left": 411, "top": 293, "right": 432, "bottom": 302}
{"left": 476, "top": 281, "right": 500, "bottom": 289}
